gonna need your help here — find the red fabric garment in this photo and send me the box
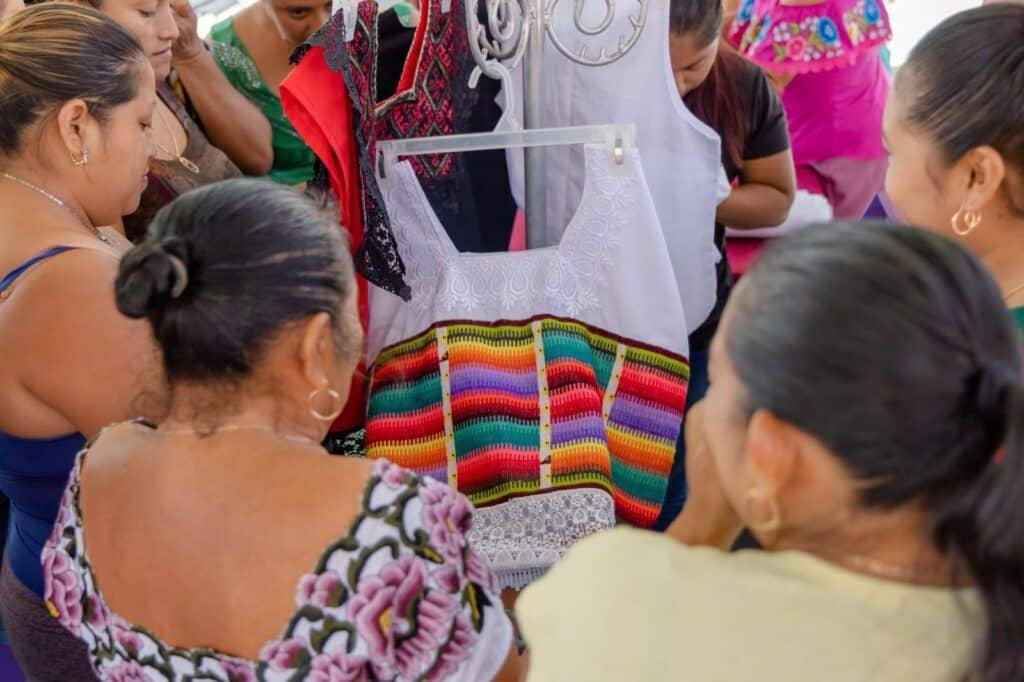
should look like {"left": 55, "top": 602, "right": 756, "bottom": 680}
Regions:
{"left": 281, "top": 48, "right": 369, "bottom": 431}
{"left": 281, "top": 0, "right": 470, "bottom": 430}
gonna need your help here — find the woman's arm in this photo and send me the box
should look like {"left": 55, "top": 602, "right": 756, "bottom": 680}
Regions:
{"left": 20, "top": 251, "right": 164, "bottom": 437}
{"left": 170, "top": 0, "right": 274, "bottom": 175}
{"left": 716, "top": 149, "right": 796, "bottom": 230}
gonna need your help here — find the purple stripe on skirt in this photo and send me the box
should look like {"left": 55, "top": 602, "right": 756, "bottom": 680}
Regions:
{"left": 449, "top": 366, "right": 538, "bottom": 397}
{"left": 607, "top": 396, "right": 681, "bottom": 441}
{"left": 551, "top": 414, "right": 607, "bottom": 447}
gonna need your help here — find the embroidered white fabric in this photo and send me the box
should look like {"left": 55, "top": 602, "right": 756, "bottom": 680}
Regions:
{"left": 368, "top": 144, "right": 688, "bottom": 363}
{"left": 467, "top": 488, "right": 617, "bottom": 590}
{"left": 501, "top": 0, "right": 724, "bottom": 334}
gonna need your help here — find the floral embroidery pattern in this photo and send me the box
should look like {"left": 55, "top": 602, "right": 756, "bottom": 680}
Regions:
{"left": 737, "top": 0, "right": 755, "bottom": 22}
{"left": 42, "top": 452, "right": 510, "bottom": 681}
{"left": 731, "top": 0, "right": 891, "bottom": 72}
{"left": 382, "top": 146, "right": 633, "bottom": 320}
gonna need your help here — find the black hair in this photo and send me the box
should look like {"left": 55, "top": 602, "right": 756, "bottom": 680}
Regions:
{"left": 0, "top": 4, "right": 145, "bottom": 156}
{"left": 726, "top": 222, "right": 1024, "bottom": 682}
{"left": 115, "top": 179, "right": 357, "bottom": 384}
{"left": 669, "top": 0, "right": 748, "bottom": 170}
{"left": 899, "top": 4, "right": 1024, "bottom": 215}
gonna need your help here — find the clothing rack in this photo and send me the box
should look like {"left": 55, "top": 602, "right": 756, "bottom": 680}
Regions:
{"left": 464, "top": 0, "right": 649, "bottom": 247}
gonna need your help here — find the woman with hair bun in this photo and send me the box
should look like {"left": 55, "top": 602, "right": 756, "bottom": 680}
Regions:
{"left": 43, "top": 179, "right": 520, "bottom": 682}
{"left": 0, "top": 5, "right": 164, "bottom": 679}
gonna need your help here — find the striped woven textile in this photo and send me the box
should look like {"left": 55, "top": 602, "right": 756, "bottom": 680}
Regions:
{"left": 367, "top": 316, "right": 688, "bottom": 528}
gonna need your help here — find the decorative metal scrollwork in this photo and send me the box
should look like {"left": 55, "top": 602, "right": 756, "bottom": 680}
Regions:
{"left": 465, "top": 0, "right": 647, "bottom": 71}
{"left": 545, "top": 0, "right": 648, "bottom": 66}
{"left": 465, "top": 0, "right": 531, "bottom": 71}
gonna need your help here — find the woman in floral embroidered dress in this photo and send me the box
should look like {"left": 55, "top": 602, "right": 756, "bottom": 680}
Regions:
{"left": 42, "top": 180, "right": 518, "bottom": 681}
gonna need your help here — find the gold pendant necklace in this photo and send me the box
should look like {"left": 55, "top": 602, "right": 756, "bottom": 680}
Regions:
{"left": 1, "top": 172, "right": 110, "bottom": 244}
{"left": 155, "top": 102, "right": 201, "bottom": 175}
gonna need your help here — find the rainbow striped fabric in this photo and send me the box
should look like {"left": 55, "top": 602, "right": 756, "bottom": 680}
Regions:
{"left": 367, "top": 316, "right": 688, "bottom": 528}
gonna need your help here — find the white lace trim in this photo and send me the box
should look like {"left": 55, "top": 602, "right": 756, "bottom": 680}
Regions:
{"left": 381, "top": 146, "right": 636, "bottom": 320}
{"left": 467, "top": 488, "right": 616, "bottom": 590}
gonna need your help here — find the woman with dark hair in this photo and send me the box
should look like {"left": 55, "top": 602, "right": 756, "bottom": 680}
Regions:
{"left": 42, "top": 179, "right": 520, "bottom": 682}
{"left": 518, "top": 222, "right": 1023, "bottom": 681}
{"left": 79, "top": 0, "right": 259, "bottom": 241}
{"left": 208, "top": 0, "right": 330, "bottom": 186}
{"left": 0, "top": 5, "right": 163, "bottom": 678}
{"left": 883, "top": 3, "right": 1024, "bottom": 329}
{"left": 657, "top": 0, "right": 796, "bottom": 528}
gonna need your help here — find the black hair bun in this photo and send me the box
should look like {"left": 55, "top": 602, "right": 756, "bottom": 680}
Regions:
{"left": 114, "top": 242, "right": 190, "bottom": 319}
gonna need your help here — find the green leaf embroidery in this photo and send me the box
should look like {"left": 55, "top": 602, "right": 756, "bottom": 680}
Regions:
{"left": 309, "top": 616, "right": 357, "bottom": 653}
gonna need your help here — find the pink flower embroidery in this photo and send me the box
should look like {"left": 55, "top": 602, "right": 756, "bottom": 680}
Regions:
{"left": 434, "top": 564, "right": 461, "bottom": 594}
{"left": 85, "top": 594, "right": 108, "bottom": 630}
{"left": 259, "top": 637, "right": 310, "bottom": 672}
{"left": 308, "top": 648, "right": 370, "bottom": 682}
{"left": 419, "top": 483, "right": 472, "bottom": 562}
{"left": 786, "top": 36, "right": 807, "bottom": 60}
{"left": 296, "top": 571, "right": 344, "bottom": 608}
{"left": 426, "top": 613, "right": 478, "bottom": 682}
{"left": 48, "top": 486, "right": 74, "bottom": 545}
{"left": 42, "top": 546, "right": 83, "bottom": 633}
{"left": 105, "top": 661, "right": 149, "bottom": 682}
{"left": 220, "top": 658, "right": 258, "bottom": 682}
{"left": 466, "top": 551, "right": 499, "bottom": 594}
{"left": 110, "top": 617, "right": 143, "bottom": 655}
{"left": 348, "top": 554, "right": 458, "bottom": 679}
{"left": 377, "top": 459, "right": 410, "bottom": 489}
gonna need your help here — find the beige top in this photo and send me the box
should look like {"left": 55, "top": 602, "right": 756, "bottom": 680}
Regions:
{"left": 517, "top": 528, "right": 982, "bottom": 682}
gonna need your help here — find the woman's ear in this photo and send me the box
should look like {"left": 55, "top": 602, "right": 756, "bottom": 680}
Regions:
{"left": 745, "top": 409, "right": 799, "bottom": 497}
{"left": 961, "top": 145, "right": 1008, "bottom": 213}
{"left": 56, "top": 98, "right": 95, "bottom": 164}
{"left": 299, "top": 312, "right": 335, "bottom": 391}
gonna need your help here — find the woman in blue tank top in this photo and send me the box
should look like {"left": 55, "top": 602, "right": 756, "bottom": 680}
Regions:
{"left": 0, "top": 7, "right": 164, "bottom": 679}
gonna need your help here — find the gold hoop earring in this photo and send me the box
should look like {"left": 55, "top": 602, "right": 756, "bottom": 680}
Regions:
{"left": 72, "top": 148, "right": 89, "bottom": 167}
{"left": 951, "top": 204, "right": 982, "bottom": 237}
{"left": 744, "top": 487, "right": 781, "bottom": 534}
{"left": 308, "top": 387, "right": 343, "bottom": 422}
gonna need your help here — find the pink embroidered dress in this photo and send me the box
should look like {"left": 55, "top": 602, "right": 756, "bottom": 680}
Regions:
{"left": 729, "top": 0, "right": 891, "bottom": 168}
{"left": 42, "top": 442, "right": 512, "bottom": 682}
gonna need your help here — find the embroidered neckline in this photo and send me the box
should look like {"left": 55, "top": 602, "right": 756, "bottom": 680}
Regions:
{"left": 65, "top": 440, "right": 382, "bottom": 666}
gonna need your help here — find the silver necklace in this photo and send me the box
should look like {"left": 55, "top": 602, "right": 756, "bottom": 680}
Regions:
{"left": 160, "top": 423, "right": 320, "bottom": 446}
{"left": 1, "top": 172, "right": 110, "bottom": 244}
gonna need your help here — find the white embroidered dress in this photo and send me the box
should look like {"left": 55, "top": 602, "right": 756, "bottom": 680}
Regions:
{"left": 367, "top": 145, "right": 688, "bottom": 588}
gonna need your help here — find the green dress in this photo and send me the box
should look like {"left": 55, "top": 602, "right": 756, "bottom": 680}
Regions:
{"left": 209, "top": 20, "right": 315, "bottom": 186}
{"left": 1013, "top": 307, "right": 1024, "bottom": 333}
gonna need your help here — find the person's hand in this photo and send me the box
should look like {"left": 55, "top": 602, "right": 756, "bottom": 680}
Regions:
{"left": 667, "top": 401, "right": 744, "bottom": 548}
{"left": 171, "top": 0, "right": 205, "bottom": 66}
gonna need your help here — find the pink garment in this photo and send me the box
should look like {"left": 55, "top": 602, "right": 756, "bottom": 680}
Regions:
{"left": 783, "top": 52, "right": 889, "bottom": 164}
{"left": 727, "top": 238, "right": 767, "bottom": 278}
{"left": 730, "top": 0, "right": 891, "bottom": 165}
{"left": 509, "top": 209, "right": 526, "bottom": 251}
{"left": 796, "top": 155, "right": 888, "bottom": 219}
